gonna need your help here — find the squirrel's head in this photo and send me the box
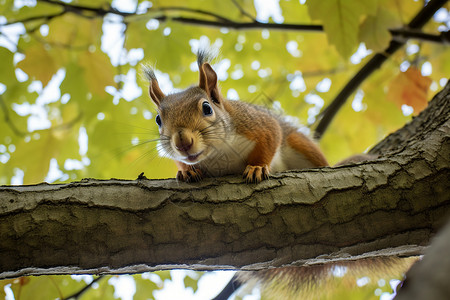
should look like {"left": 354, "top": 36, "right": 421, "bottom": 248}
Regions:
{"left": 144, "top": 57, "right": 230, "bottom": 165}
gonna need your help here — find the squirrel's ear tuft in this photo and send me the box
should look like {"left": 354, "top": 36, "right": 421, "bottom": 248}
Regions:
{"left": 199, "top": 63, "right": 222, "bottom": 104}
{"left": 143, "top": 65, "right": 165, "bottom": 107}
{"left": 196, "top": 48, "right": 216, "bottom": 67}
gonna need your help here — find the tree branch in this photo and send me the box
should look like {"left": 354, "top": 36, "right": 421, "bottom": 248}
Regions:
{"left": 22, "top": 1, "right": 446, "bottom": 43}
{"left": 62, "top": 276, "right": 105, "bottom": 300}
{"left": 313, "top": 0, "right": 448, "bottom": 139}
{"left": 0, "top": 95, "right": 27, "bottom": 137}
{"left": 390, "top": 28, "right": 450, "bottom": 44}
{"left": 230, "top": 0, "right": 256, "bottom": 21}
{"left": 0, "top": 82, "right": 448, "bottom": 279}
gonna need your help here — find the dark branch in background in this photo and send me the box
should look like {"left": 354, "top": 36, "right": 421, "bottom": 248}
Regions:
{"left": 6, "top": 0, "right": 446, "bottom": 139}
{"left": 390, "top": 28, "right": 450, "bottom": 44}
{"left": 230, "top": 0, "right": 257, "bottom": 21}
{"left": 3, "top": 10, "right": 65, "bottom": 26}
{"left": 313, "top": 0, "right": 448, "bottom": 139}
{"left": 62, "top": 276, "right": 105, "bottom": 300}
{"left": 27, "top": 0, "right": 445, "bottom": 42}
{"left": 0, "top": 95, "right": 27, "bottom": 137}
{"left": 38, "top": 0, "right": 118, "bottom": 17}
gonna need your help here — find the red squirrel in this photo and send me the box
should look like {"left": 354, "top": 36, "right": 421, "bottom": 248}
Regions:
{"left": 145, "top": 51, "right": 397, "bottom": 299}
{"left": 145, "top": 50, "right": 328, "bottom": 183}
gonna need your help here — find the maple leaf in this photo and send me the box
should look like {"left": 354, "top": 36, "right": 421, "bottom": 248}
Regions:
{"left": 387, "top": 67, "right": 432, "bottom": 115}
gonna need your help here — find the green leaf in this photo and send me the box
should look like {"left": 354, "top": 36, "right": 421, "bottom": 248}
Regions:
{"left": 156, "top": 270, "right": 172, "bottom": 282}
{"left": 359, "top": 7, "right": 401, "bottom": 52}
{"left": 9, "top": 276, "right": 85, "bottom": 300}
{"left": 78, "top": 50, "right": 115, "bottom": 96}
{"left": 46, "top": 12, "right": 102, "bottom": 48}
{"left": 183, "top": 272, "right": 202, "bottom": 293}
{"left": 134, "top": 275, "right": 159, "bottom": 300}
{"left": 60, "top": 61, "right": 90, "bottom": 103}
{"left": 80, "top": 276, "right": 115, "bottom": 300}
{"left": 17, "top": 42, "right": 58, "bottom": 87}
{"left": 0, "top": 47, "right": 16, "bottom": 86}
{"left": 307, "top": 0, "right": 378, "bottom": 58}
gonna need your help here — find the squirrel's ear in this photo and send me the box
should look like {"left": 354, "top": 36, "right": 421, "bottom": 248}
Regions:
{"left": 144, "top": 66, "right": 165, "bottom": 106}
{"left": 149, "top": 78, "right": 165, "bottom": 107}
{"left": 199, "top": 63, "right": 221, "bottom": 103}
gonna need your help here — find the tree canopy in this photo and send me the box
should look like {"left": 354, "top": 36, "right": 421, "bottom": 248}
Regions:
{"left": 0, "top": 0, "right": 448, "bottom": 299}
{"left": 1, "top": 0, "right": 448, "bottom": 184}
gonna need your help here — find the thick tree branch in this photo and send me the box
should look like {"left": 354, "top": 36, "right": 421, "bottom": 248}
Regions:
{"left": 0, "top": 82, "right": 448, "bottom": 279}
{"left": 395, "top": 218, "right": 450, "bottom": 300}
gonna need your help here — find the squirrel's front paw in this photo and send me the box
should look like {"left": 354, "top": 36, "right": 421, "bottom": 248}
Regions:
{"left": 243, "top": 165, "right": 269, "bottom": 183}
{"left": 177, "top": 167, "right": 203, "bottom": 182}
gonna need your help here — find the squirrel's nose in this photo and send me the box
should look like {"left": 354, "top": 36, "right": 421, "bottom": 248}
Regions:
{"left": 174, "top": 131, "right": 193, "bottom": 152}
{"left": 175, "top": 140, "right": 193, "bottom": 152}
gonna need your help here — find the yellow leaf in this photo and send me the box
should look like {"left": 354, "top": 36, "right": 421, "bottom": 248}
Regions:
{"left": 17, "top": 43, "right": 57, "bottom": 86}
{"left": 47, "top": 12, "right": 102, "bottom": 47}
{"left": 307, "top": 0, "right": 378, "bottom": 58}
{"left": 79, "top": 51, "right": 115, "bottom": 96}
{"left": 359, "top": 7, "right": 401, "bottom": 52}
{"left": 387, "top": 67, "right": 432, "bottom": 114}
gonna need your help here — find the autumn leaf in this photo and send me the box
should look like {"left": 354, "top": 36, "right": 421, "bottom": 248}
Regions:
{"left": 17, "top": 43, "right": 58, "bottom": 87}
{"left": 387, "top": 67, "right": 432, "bottom": 114}
{"left": 307, "top": 0, "right": 378, "bottom": 58}
{"left": 79, "top": 51, "right": 115, "bottom": 96}
{"left": 359, "top": 7, "right": 401, "bottom": 52}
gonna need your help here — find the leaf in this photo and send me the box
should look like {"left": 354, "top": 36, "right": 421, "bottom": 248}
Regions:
{"left": 60, "top": 61, "right": 90, "bottom": 103}
{"left": 78, "top": 51, "right": 115, "bottom": 96}
{"left": 183, "top": 272, "right": 201, "bottom": 293}
{"left": 156, "top": 270, "right": 172, "bottom": 282}
{"left": 134, "top": 275, "right": 159, "bottom": 300}
{"left": 80, "top": 276, "right": 115, "bottom": 299}
{"left": 46, "top": 12, "right": 102, "bottom": 48}
{"left": 17, "top": 42, "right": 58, "bottom": 87}
{"left": 387, "top": 67, "right": 432, "bottom": 114}
{"left": 0, "top": 47, "right": 16, "bottom": 86}
{"left": 359, "top": 7, "right": 401, "bottom": 52}
{"left": 307, "top": 0, "right": 378, "bottom": 58}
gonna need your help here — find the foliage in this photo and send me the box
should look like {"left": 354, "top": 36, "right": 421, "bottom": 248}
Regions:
{"left": 0, "top": 0, "right": 448, "bottom": 299}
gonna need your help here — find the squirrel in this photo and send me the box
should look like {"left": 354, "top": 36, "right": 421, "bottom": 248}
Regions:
{"left": 145, "top": 51, "right": 404, "bottom": 299}
{"left": 144, "top": 50, "right": 328, "bottom": 183}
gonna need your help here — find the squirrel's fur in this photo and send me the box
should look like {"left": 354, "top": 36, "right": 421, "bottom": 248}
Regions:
{"left": 146, "top": 49, "right": 327, "bottom": 183}
{"left": 146, "top": 50, "right": 412, "bottom": 299}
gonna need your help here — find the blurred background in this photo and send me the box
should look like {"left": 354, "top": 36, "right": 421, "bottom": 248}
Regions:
{"left": 0, "top": 0, "right": 448, "bottom": 299}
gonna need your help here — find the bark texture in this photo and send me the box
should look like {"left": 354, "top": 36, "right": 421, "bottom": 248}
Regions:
{"left": 395, "top": 218, "right": 450, "bottom": 300}
{"left": 0, "top": 83, "right": 449, "bottom": 279}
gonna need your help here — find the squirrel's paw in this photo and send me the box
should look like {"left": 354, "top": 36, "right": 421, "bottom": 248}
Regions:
{"left": 177, "top": 167, "right": 203, "bottom": 182}
{"left": 243, "top": 165, "right": 269, "bottom": 183}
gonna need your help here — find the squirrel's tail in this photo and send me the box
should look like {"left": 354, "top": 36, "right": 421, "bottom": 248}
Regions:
{"left": 211, "top": 257, "right": 417, "bottom": 300}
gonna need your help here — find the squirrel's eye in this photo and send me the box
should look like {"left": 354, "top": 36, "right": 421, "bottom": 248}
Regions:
{"left": 155, "top": 114, "right": 162, "bottom": 127}
{"left": 202, "top": 101, "right": 213, "bottom": 116}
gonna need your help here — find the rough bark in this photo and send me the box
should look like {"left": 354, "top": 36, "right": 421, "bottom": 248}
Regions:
{"left": 395, "top": 218, "right": 450, "bottom": 300}
{"left": 0, "top": 83, "right": 449, "bottom": 279}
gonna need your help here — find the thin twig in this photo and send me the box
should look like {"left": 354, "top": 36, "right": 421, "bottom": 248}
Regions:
{"left": 4, "top": 10, "right": 65, "bottom": 26}
{"left": 0, "top": 95, "right": 27, "bottom": 137}
{"left": 230, "top": 0, "right": 256, "bottom": 21}
{"left": 62, "top": 275, "right": 105, "bottom": 300}
{"left": 6, "top": 4, "right": 445, "bottom": 44}
{"left": 390, "top": 28, "right": 450, "bottom": 44}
